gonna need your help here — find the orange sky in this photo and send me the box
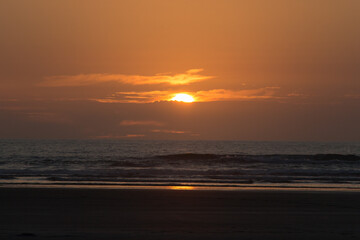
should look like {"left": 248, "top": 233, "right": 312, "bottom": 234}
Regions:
{"left": 0, "top": 0, "right": 359, "bottom": 141}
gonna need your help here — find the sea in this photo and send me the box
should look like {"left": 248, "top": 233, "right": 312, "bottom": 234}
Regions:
{"left": 1, "top": 139, "right": 360, "bottom": 190}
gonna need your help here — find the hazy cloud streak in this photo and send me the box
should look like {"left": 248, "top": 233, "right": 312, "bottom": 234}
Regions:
{"left": 151, "top": 129, "right": 186, "bottom": 134}
{"left": 41, "top": 69, "right": 212, "bottom": 87}
{"left": 194, "top": 88, "right": 280, "bottom": 102}
{"left": 120, "top": 120, "right": 163, "bottom": 126}
{"left": 95, "top": 134, "right": 145, "bottom": 139}
{"left": 93, "top": 87, "right": 281, "bottom": 103}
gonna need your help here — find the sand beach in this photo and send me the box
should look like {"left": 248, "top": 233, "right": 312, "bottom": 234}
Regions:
{"left": 1, "top": 187, "right": 359, "bottom": 239}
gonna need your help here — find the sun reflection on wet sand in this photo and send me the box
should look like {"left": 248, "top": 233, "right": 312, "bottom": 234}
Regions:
{"left": 169, "top": 186, "right": 195, "bottom": 190}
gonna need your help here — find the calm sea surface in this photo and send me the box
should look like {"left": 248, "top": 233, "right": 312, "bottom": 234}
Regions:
{"left": 1, "top": 140, "right": 360, "bottom": 190}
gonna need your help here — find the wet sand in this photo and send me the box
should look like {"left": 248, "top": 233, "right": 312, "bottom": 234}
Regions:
{"left": 0, "top": 187, "right": 360, "bottom": 239}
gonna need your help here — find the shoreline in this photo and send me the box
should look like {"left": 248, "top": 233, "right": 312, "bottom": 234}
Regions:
{"left": 1, "top": 183, "right": 360, "bottom": 192}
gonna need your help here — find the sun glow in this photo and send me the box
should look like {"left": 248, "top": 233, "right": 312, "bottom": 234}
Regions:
{"left": 171, "top": 93, "right": 195, "bottom": 103}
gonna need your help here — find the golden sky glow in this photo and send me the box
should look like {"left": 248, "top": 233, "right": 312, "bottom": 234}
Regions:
{"left": 0, "top": 0, "right": 359, "bottom": 141}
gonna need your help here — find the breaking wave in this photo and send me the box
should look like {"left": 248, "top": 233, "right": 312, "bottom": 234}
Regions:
{"left": 1, "top": 140, "right": 360, "bottom": 188}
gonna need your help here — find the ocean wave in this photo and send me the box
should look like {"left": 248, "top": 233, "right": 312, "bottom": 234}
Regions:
{"left": 2, "top": 153, "right": 359, "bottom": 167}
{"left": 156, "top": 153, "right": 360, "bottom": 161}
{"left": 2, "top": 152, "right": 360, "bottom": 187}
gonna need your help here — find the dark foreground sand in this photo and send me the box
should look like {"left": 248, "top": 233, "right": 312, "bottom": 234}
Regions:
{"left": 0, "top": 187, "right": 360, "bottom": 240}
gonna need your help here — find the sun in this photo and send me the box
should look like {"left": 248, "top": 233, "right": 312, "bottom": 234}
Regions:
{"left": 171, "top": 93, "right": 195, "bottom": 103}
